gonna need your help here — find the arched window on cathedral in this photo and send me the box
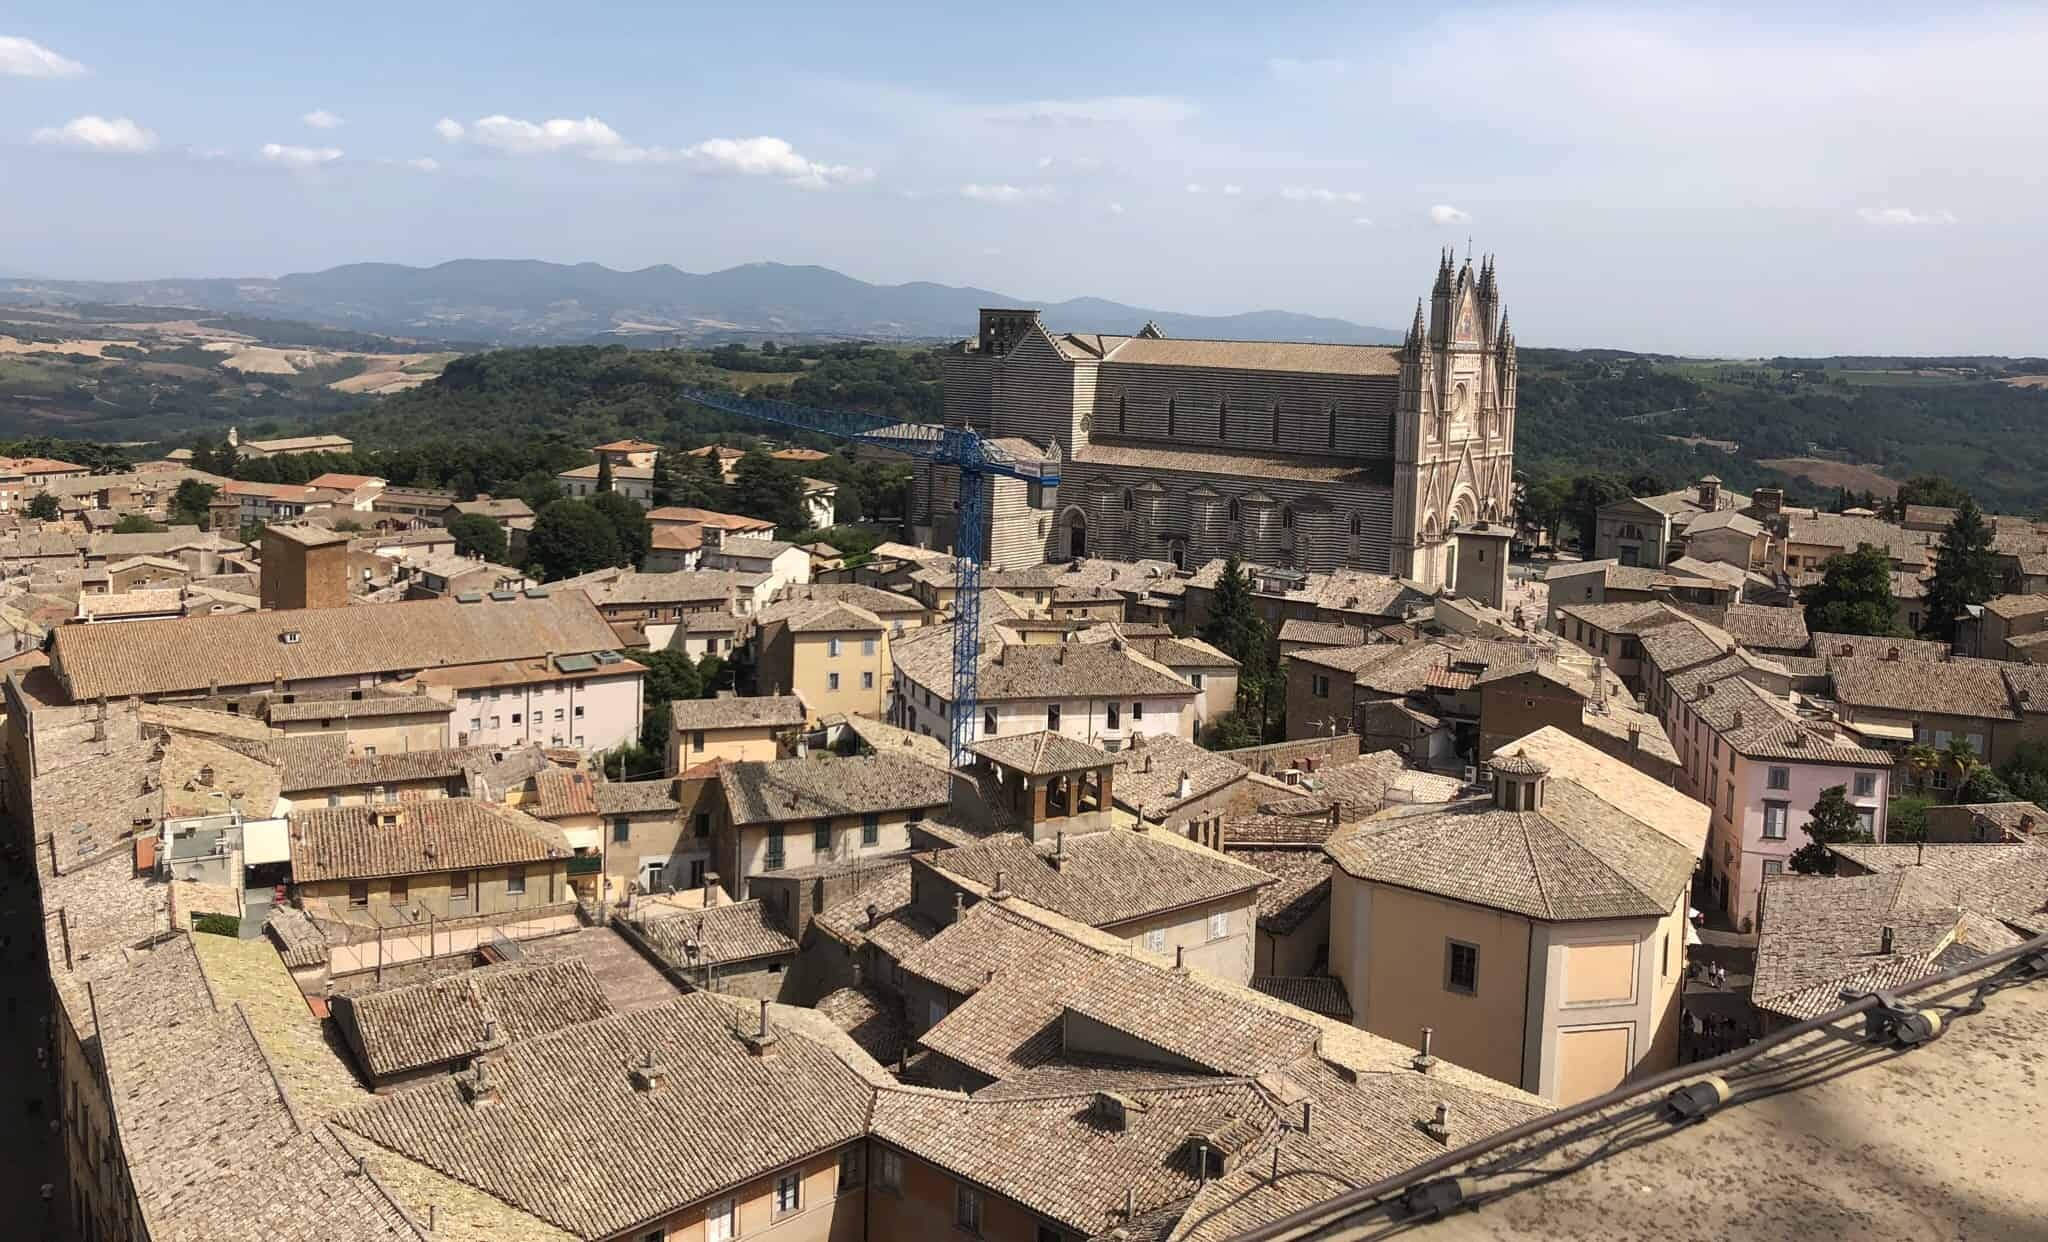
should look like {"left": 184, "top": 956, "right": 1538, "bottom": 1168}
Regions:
{"left": 1281, "top": 506, "right": 1297, "bottom": 531}
{"left": 1270, "top": 401, "right": 1281, "bottom": 445}
{"left": 1167, "top": 398, "right": 1177, "bottom": 437}
{"left": 1117, "top": 393, "right": 1127, "bottom": 434}
{"left": 1227, "top": 497, "right": 1240, "bottom": 523}
{"left": 1120, "top": 487, "right": 1135, "bottom": 513}
{"left": 1218, "top": 398, "right": 1229, "bottom": 442}
{"left": 1327, "top": 405, "right": 1338, "bottom": 450}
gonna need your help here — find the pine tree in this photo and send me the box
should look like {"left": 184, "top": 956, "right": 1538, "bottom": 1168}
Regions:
{"left": 595, "top": 453, "right": 614, "bottom": 494}
{"left": 1923, "top": 497, "right": 1998, "bottom": 640}
{"left": 650, "top": 451, "right": 674, "bottom": 507}
{"left": 1199, "top": 557, "right": 1278, "bottom": 742}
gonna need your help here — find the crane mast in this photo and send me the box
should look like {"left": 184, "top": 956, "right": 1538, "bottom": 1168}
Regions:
{"left": 675, "top": 387, "right": 1058, "bottom": 765}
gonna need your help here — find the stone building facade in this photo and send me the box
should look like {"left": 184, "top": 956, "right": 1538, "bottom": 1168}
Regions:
{"left": 914, "top": 252, "right": 1518, "bottom": 591}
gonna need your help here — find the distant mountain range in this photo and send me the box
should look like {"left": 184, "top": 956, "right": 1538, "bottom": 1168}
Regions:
{"left": 0, "top": 259, "right": 1400, "bottom": 348}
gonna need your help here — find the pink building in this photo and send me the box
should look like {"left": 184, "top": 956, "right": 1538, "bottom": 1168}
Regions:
{"left": 417, "top": 652, "right": 646, "bottom": 755}
{"left": 1662, "top": 665, "right": 1892, "bottom": 930}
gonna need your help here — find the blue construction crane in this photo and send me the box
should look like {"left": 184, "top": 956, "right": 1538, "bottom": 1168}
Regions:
{"left": 678, "top": 387, "right": 1059, "bottom": 764}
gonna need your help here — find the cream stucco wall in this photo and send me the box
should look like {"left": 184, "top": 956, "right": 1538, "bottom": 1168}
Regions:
{"left": 1331, "top": 879, "right": 1533, "bottom": 1089}
{"left": 1107, "top": 891, "right": 1259, "bottom": 985}
{"left": 667, "top": 722, "right": 784, "bottom": 775}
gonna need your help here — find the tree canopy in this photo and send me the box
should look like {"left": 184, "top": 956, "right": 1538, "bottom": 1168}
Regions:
{"left": 526, "top": 499, "right": 622, "bottom": 581}
{"left": 1788, "top": 784, "right": 1874, "bottom": 875}
{"left": 1199, "top": 557, "right": 1280, "bottom": 744}
{"left": 23, "top": 493, "right": 60, "bottom": 521}
{"left": 1922, "top": 497, "right": 1999, "bottom": 641}
{"left": 447, "top": 513, "right": 508, "bottom": 563}
{"left": 1802, "top": 544, "right": 1900, "bottom": 637}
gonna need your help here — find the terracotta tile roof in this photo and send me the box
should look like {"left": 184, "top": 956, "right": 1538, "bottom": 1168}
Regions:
{"left": 265, "top": 693, "right": 451, "bottom": 724}
{"left": 1326, "top": 778, "right": 1694, "bottom": 922}
{"left": 666, "top": 693, "right": 805, "bottom": 732}
{"left": 838, "top": 713, "right": 953, "bottom": 771}
{"left": 273, "top": 739, "right": 545, "bottom": 796}
{"left": 91, "top": 936, "right": 425, "bottom": 1242}
{"left": 969, "top": 729, "right": 1111, "bottom": 775}
{"left": 1111, "top": 733, "right": 1249, "bottom": 815}
{"left": 265, "top": 904, "right": 329, "bottom": 969}
{"left": 334, "top": 994, "right": 872, "bottom": 1240}
{"left": 870, "top": 1081, "right": 1279, "bottom": 1237}
{"left": 813, "top": 985, "right": 906, "bottom": 1065}
{"left": 288, "top": 798, "right": 569, "bottom": 883}
{"left": 1225, "top": 814, "right": 1338, "bottom": 847}
{"left": 1230, "top": 848, "right": 1333, "bottom": 934}
{"left": 1249, "top": 975, "right": 1352, "bottom": 1019}
{"left": 1810, "top": 632, "right": 1951, "bottom": 662}
{"left": 1830, "top": 839, "right": 2048, "bottom": 936}
{"left": 1278, "top": 618, "right": 1369, "bottom": 647}
{"left": 1830, "top": 656, "right": 2019, "bottom": 720}
{"left": 593, "top": 778, "right": 678, "bottom": 816}
{"left": 50, "top": 593, "right": 620, "bottom": 701}
{"left": 718, "top": 752, "right": 952, "bottom": 825}
{"left": 1982, "top": 593, "right": 2048, "bottom": 620}
{"left": 645, "top": 506, "right": 775, "bottom": 532}
{"left": 1751, "top": 872, "right": 2025, "bottom": 1020}
{"left": 925, "top": 829, "right": 1270, "bottom": 928}
{"left": 332, "top": 960, "right": 614, "bottom": 1080}
{"left": 629, "top": 899, "right": 798, "bottom": 968}
{"left": 529, "top": 768, "right": 600, "bottom": 818}
{"left": 977, "top": 640, "right": 1195, "bottom": 701}
{"left": 1720, "top": 603, "right": 1811, "bottom": 652}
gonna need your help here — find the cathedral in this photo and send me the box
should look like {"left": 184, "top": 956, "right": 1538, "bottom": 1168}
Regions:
{"left": 910, "top": 251, "right": 1518, "bottom": 595}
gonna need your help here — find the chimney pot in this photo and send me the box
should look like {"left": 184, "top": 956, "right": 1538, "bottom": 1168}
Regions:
{"left": 1880, "top": 924, "right": 1895, "bottom": 955}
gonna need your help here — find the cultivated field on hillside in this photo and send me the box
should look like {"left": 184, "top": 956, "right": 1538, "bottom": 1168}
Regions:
{"left": 1758, "top": 457, "right": 1899, "bottom": 496}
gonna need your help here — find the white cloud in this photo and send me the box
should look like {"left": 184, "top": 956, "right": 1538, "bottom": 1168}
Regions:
{"left": 683, "top": 136, "right": 872, "bottom": 187}
{"left": 260, "top": 142, "right": 343, "bottom": 168}
{"left": 1282, "top": 186, "right": 1365, "bottom": 205}
{"left": 1268, "top": 57, "right": 1350, "bottom": 83}
{"left": 301, "top": 109, "right": 345, "bottom": 130}
{"left": 462, "top": 114, "right": 630, "bottom": 156}
{"left": 1220, "top": 183, "right": 1243, "bottom": 195}
{"left": 1108, "top": 201, "right": 1125, "bottom": 215}
{"left": 0, "top": 35, "right": 85, "bottom": 78}
{"left": 959, "top": 183, "right": 1053, "bottom": 204}
{"left": 1185, "top": 183, "right": 1205, "bottom": 194}
{"left": 981, "top": 95, "right": 1195, "bottom": 127}
{"left": 31, "top": 115, "right": 155, "bottom": 153}
{"left": 1353, "top": 216, "right": 1375, "bottom": 227}
{"left": 435, "top": 116, "right": 868, "bottom": 185}
{"left": 1429, "top": 203, "right": 1472, "bottom": 224}
{"left": 407, "top": 156, "right": 440, "bottom": 173}
{"left": 1856, "top": 206, "right": 1957, "bottom": 226}
{"left": 1036, "top": 155, "right": 1054, "bottom": 169}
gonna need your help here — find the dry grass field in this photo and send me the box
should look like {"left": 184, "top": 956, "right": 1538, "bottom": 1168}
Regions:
{"left": 1758, "top": 457, "right": 1898, "bottom": 496}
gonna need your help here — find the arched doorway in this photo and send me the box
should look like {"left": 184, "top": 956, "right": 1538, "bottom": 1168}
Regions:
{"left": 1056, "top": 506, "right": 1088, "bottom": 560}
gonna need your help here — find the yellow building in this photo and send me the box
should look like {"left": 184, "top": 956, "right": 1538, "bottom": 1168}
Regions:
{"left": 755, "top": 599, "right": 892, "bottom": 722}
{"left": 1325, "top": 725, "right": 1704, "bottom": 1104}
{"left": 666, "top": 693, "right": 806, "bottom": 773}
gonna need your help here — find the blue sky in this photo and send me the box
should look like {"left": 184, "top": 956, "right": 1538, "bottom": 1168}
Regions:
{"left": 2, "top": 3, "right": 2043, "bottom": 355}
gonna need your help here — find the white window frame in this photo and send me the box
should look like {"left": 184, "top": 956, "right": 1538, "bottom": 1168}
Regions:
{"left": 1144, "top": 928, "right": 1166, "bottom": 953}
{"left": 705, "top": 1197, "right": 736, "bottom": 1242}
{"left": 1207, "top": 910, "right": 1229, "bottom": 940}
{"left": 774, "top": 1171, "right": 802, "bottom": 1216}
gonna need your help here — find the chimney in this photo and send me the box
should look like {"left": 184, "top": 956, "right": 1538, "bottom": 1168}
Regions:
{"left": 1173, "top": 945, "right": 1187, "bottom": 974}
{"left": 865, "top": 901, "right": 881, "bottom": 930}
{"left": 1628, "top": 727, "right": 1642, "bottom": 758}
{"left": 1050, "top": 831, "right": 1068, "bottom": 870}
{"left": 702, "top": 872, "right": 716, "bottom": 909}
{"left": 459, "top": 1056, "right": 501, "bottom": 1109}
{"left": 1424, "top": 1102, "right": 1452, "bottom": 1144}
{"left": 1176, "top": 771, "right": 1193, "bottom": 799}
{"left": 629, "top": 1049, "right": 671, "bottom": 1092}
{"left": 952, "top": 892, "right": 965, "bottom": 925}
{"left": 2021, "top": 815, "right": 2038, "bottom": 837}
{"left": 1411, "top": 1026, "right": 1438, "bottom": 1074}
{"left": 741, "top": 1001, "right": 780, "bottom": 1058}
{"left": 1731, "top": 709, "right": 1744, "bottom": 730}
{"left": 1880, "top": 925, "right": 1895, "bottom": 955}
{"left": 990, "top": 869, "right": 1009, "bottom": 900}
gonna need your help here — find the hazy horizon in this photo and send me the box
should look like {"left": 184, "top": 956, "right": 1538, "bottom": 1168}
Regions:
{"left": 5, "top": 4, "right": 2044, "bottom": 357}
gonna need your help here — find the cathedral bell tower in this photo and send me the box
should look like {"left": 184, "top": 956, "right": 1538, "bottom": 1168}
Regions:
{"left": 1391, "top": 251, "right": 1517, "bottom": 591}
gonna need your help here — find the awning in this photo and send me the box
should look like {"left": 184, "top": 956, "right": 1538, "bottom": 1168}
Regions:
{"left": 1846, "top": 720, "right": 1915, "bottom": 742}
{"left": 242, "top": 818, "right": 290, "bottom": 866}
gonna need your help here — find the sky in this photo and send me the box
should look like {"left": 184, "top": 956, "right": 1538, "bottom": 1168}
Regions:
{"left": 1, "top": 3, "right": 2043, "bottom": 356}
